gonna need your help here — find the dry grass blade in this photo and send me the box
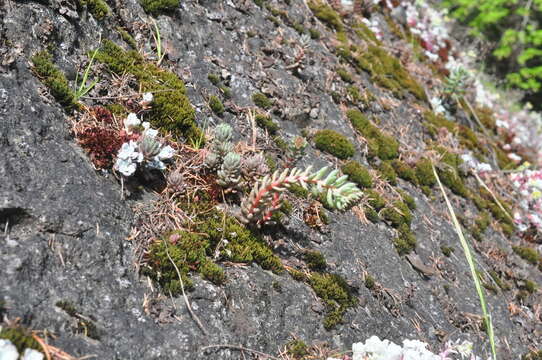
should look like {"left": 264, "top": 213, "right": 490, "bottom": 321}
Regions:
{"left": 161, "top": 236, "right": 208, "bottom": 336}
{"left": 432, "top": 163, "right": 497, "bottom": 360}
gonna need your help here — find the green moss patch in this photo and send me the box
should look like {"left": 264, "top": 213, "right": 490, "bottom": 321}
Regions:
{"left": 341, "top": 160, "right": 373, "bottom": 189}
{"left": 382, "top": 201, "right": 412, "bottom": 228}
{"left": 414, "top": 159, "right": 436, "bottom": 187}
{"left": 0, "top": 327, "right": 42, "bottom": 354}
{"left": 308, "top": 273, "right": 357, "bottom": 329}
{"left": 354, "top": 45, "right": 427, "bottom": 101}
{"left": 314, "top": 129, "right": 355, "bottom": 159}
{"left": 512, "top": 246, "right": 539, "bottom": 265}
{"left": 140, "top": 0, "right": 179, "bottom": 15}
{"left": 252, "top": 92, "right": 273, "bottom": 109}
{"left": 255, "top": 114, "right": 279, "bottom": 135}
{"left": 209, "top": 95, "right": 224, "bottom": 116}
{"left": 393, "top": 224, "right": 417, "bottom": 255}
{"left": 31, "top": 51, "right": 78, "bottom": 111}
{"left": 378, "top": 161, "right": 398, "bottom": 185}
{"left": 95, "top": 40, "right": 201, "bottom": 142}
{"left": 304, "top": 250, "right": 327, "bottom": 272}
{"left": 347, "top": 109, "right": 399, "bottom": 160}
{"left": 337, "top": 68, "right": 353, "bottom": 83}
{"left": 307, "top": 0, "right": 343, "bottom": 32}
{"left": 391, "top": 160, "right": 418, "bottom": 185}
{"left": 285, "top": 339, "right": 309, "bottom": 359}
{"left": 80, "top": 0, "right": 110, "bottom": 19}
{"left": 142, "top": 202, "right": 283, "bottom": 296}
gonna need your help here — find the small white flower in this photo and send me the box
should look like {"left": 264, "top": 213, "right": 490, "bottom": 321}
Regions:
{"left": 158, "top": 145, "right": 175, "bottom": 160}
{"left": 142, "top": 92, "right": 153, "bottom": 104}
{"left": 0, "top": 339, "right": 19, "bottom": 360}
{"left": 124, "top": 113, "right": 141, "bottom": 133}
{"left": 21, "top": 348, "right": 44, "bottom": 360}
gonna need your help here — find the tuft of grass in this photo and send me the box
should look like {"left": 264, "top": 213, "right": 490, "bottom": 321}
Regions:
{"left": 433, "top": 163, "right": 497, "bottom": 360}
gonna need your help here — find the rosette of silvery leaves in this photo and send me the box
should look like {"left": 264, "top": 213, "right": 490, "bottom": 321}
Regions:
{"left": 114, "top": 113, "right": 175, "bottom": 176}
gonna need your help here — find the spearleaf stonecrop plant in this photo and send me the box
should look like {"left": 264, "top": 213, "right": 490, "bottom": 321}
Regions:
{"left": 217, "top": 152, "right": 242, "bottom": 189}
{"left": 238, "top": 166, "right": 363, "bottom": 225}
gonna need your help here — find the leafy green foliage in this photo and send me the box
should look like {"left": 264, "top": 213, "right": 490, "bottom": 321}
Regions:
{"left": 443, "top": 0, "right": 542, "bottom": 99}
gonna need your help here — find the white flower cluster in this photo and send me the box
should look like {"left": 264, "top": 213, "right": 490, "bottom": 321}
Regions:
{"left": 510, "top": 169, "right": 542, "bottom": 232}
{"left": 328, "top": 336, "right": 479, "bottom": 360}
{"left": 114, "top": 113, "right": 175, "bottom": 177}
{"left": 0, "top": 339, "right": 43, "bottom": 360}
{"left": 460, "top": 153, "right": 492, "bottom": 174}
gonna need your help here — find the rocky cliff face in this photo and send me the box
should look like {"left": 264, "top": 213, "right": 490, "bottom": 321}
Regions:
{"left": 0, "top": 0, "right": 540, "bottom": 359}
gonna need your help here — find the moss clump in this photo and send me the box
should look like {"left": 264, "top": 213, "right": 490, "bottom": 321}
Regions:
{"left": 286, "top": 339, "right": 309, "bottom": 358}
{"left": 307, "top": 0, "right": 343, "bottom": 31}
{"left": 207, "top": 73, "right": 221, "bottom": 86}
{"left": 347, "top": 85, "right": 362, "bottom": 104}
{"left": 393, "top": 223, "right": 417, "bottom": 255}
{"left": 391, "top": 160, "right": 418, "bottom": 185}
{"left": 144, "top": 231, "right": 225, "bottom": 294}
{"left": 31, "top": 51, "right": 78, "bottom": 111}
{"left": 106, "top": 103, "right": 127, "bottom": 117}
{"left": 378, "top": 161, "right": 398, "bottom": 185}
{"left": 252, "top": 92, "right": 273, "bottom": 109}
{"left": 364, "top": 275, "right": 376, "bottom": 290}
{"left": 80, "top": 0, "right": 109, "bottom": 19}
{"left": 0, "top": 327, "right": 42, "bottom": 354}
{"left": 354, "top": 45, "right": 427, "bottom": 101}
{"left": 471, "top": 211, "right": 491, "bottom": 241}
{"left": 255, "top": 114, "right": 279, "bottom": 135}
{"left": 437, "top": 167, "right": 469, "bottom": 198}
{"left": 523, "top": 350, "right": 542, "bottom": 360}
{"left": 353, "top": 22, "right": 380, "bottom": 44}
{"left": 143, "top": 204, "right": 283, "bottom": 295}
{"left": 140, "top": 0, "right": 179, "bottom": 15}
{"left": 415, "top": 159, "right": 436, "bottom": 187}
{"left": 309, "top": 28, "right": 321, "bottom": 39}
{"left": 208, "top": 95, "right": 224, "bottom": 116}
{"left": 382, "top": 201, "right": 412, "bottom": 228}
{"left": 308, "top": 273, "right": 357, "bottom": 329}
{"left": 314, "top": 129, "right": 355, "bottom": 160}
{"left": 347, "top": 109, "right": 399, "bottom": 160}
{"left": 364, "top": 206, "right": 380, "bottom": 222}
{"left": 366, "top": 189, "right": 385, "bottom": 211}
{"left": 398, "top": 189, "right": 416, "bottom": 210}
{"left": 289, "top": 183, "right": 310, "bottom": 199}
{"left": 95, "top": 40, "right": 201, "bottom": 142}
{"left": 512, "top": 246, "right": 539, "bottom": 265}
{"left": 441, "top": 245, "right": 454, "bottom": 257}
{"left": 304, "top": 250, "right": 327, "bottom": 272}
{"left": 337, "top": 68, "right": 353, "bottom": 83}
{"left": 289, "top": 268, "right": 309, "bottom": 282}
{"left": 116, "top": 27, "right": 138, "bottom": 49}
{"left": 341, "top": 160, "right": 373, "bottom": 189}
{"left": 522, "top": 279, "right": 539, "bottom": 293}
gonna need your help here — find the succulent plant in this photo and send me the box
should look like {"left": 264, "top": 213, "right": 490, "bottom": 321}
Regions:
{"left": 242, "top": 153, "right": 269, "bottom": 181}
{"left": 217, "top": 152, "right": 242, "bottom": 189}
{"left": 238, "top": 166, "right": 363, "bottom": 225}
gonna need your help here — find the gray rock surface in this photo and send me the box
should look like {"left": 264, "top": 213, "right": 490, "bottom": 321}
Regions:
{"left": 0, "top": 0, "right": 540, "bottom": 359}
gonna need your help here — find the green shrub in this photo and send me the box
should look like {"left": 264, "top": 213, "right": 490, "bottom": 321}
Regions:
{"left": 314, "top": 129, "right": 355, "bottom": 159}
{"left": 443, "top": 0, "right": 542, "bottom": 104}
